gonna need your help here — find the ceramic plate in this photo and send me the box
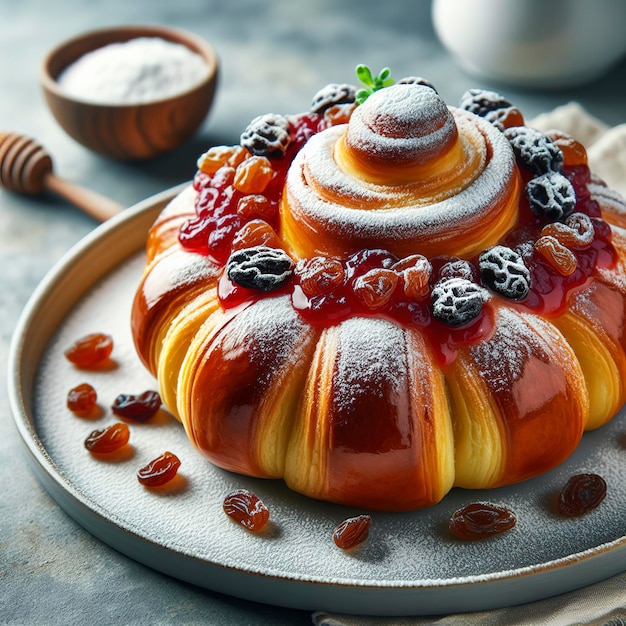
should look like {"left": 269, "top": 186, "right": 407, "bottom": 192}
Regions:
{"left": 8, "top": 186, "right": 626, "bottom": 617}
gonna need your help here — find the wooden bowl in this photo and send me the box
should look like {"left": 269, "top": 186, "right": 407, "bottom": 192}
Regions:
{"left": 41, "top": 25, "right": 219, "bottom": 160}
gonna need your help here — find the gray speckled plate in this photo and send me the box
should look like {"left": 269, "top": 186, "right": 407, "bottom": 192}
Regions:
{"left": 8, "top": 186, "right": 626, "bottom": 617}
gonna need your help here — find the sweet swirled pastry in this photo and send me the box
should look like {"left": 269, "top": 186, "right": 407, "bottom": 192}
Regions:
{"left": 131, "top": 67, "right": 626, "bottom": 511}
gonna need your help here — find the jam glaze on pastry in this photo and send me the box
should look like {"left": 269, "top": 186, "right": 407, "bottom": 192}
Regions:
{"left": 132, "top": 73, "right": 626, "bottom": 511}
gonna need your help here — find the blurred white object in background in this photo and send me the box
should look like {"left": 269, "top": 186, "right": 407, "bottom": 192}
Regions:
{"left": 432, "top": 0, "right": 626, "bottom": 88}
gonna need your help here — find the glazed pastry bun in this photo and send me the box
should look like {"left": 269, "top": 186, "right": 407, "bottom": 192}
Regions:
{"left": 132, "top": 70, "right": 626, "bottom": 511}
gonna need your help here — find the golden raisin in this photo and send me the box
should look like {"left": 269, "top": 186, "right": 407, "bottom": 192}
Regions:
{"left": 223, "top": 489, "right": 269, "bottom": 532}
{"left": 333, "top": 515, "right": 371, "bottom": 550}
{"left": 353, "top": 268, "right": 399, "bottom": 309}
{"left": 231, "top": 219, "right": 282, "bottom": 251}
{"left": 137, "top": 451, "right": 181, "bottom": 487}
{"left": 484, "top": 106, "right": 524, "bottom": 131}
{"left": 226, "top": 146, "right": 250, "bottom": 168}
{"left": 546, "top": 130, "right": 588, "bottom": 167}
{"left": 64, "top": 333, "right": 113, "bottom": 368}
{"left": 236, "top": 194, "right": 277, "bottom": 221}
{"left": 67, "top": 383, "right": 97, "bottom": 416}
{"left": 541, "top": 213, "right": 595, "bottom": 248}
{"left": 449, "top": 502, "right": 516, "bottom": 540}
{"left": 233, "top": 156, "right": 274, "bottom": 194}
{"left": 84, "top": 422, "right": 130, "bottom": 454}
{"left": 534, "top": 236, "right": 577, "bottom": 276}
{"left": 197, "top": 145, "right": 247, "bottom": 175}
{"left": 296, "top": 256, "right": 345, "bottom": 296}
{"left": 319, "top": 102, "right": 356, "bottom": 130}
{"left": 393, "top": 254, "right": 432, "bottom": 300}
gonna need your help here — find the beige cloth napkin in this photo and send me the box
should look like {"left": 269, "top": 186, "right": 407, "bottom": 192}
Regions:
{"left": 312, "top": 105, "right": 626, "bottom": 626}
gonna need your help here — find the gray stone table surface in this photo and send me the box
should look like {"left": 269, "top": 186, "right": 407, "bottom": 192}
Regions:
{"left": 2, "top": 1, "right": 626, "bottom": 624}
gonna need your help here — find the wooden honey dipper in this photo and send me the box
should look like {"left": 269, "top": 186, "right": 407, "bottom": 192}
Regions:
{"left": 0, "top": 132, "right": 123, "bottom": 221}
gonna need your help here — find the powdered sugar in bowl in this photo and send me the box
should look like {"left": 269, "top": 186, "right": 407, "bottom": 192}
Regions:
{"left": 41, "top": 25, "right": 219, "bottom": 160}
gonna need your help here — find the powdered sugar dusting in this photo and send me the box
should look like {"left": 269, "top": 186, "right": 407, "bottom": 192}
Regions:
{"left": 345, "top": 84, "right": 457, "bottom": 164}
{"left": 470, "top": 307, "right": 569, "bottom": 395}
{"left": 331, "top": 317, "right": 405, "bottom": 412}
{"left": 218, "top": 294, "right": 315, "bottom": 375}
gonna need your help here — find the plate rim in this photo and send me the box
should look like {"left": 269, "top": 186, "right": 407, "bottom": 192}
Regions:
{"left": 7, "top": 184, "right": 626, "bottom": 616}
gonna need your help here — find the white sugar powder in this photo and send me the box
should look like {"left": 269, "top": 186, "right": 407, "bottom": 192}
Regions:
{"left": 57, "top": 37, "right": 210, "bottom": 104}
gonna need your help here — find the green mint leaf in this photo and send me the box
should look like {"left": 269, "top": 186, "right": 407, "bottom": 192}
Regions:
{"left": 355, "top": 87, "right": 371, "bottom": 105}
{"left": 356, "top": 64, "right": 374, "bottom": 87}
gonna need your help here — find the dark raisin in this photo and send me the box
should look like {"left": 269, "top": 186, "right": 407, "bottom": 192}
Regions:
{"left": 449, "top": 502, "right": 516, "bottom": 540}
{"left": 559, "top": 473, "right": 607, "bottom": 516}
{"left": 112, "top": 390, "right": 161, "bottom": 422}
{"left": 396, "top": 76, "right": 437, "bottom": 92}
{"left": 458, "top": 88, "right": 512, "bottom": 117}
{"left": 311, "top": 83, "right": 356, "bottom": 114}
{"left": 437, "top": 257, "right": 477, "bottom": 282}
{"left": 526, "top": 172, "right": 576, "bottom": 221}
{"left": 240, "top": 113, "right": 292, "bottom": 157}
{"left": 504, "top": 126, "right": 563, "bottom": 175}
{"left": 479, "top": 245, "right": 531, "bottom": 300}
{"left": 226, "top": 245, "right": 294, "bottom": 291}
{"left": 431, "top": 277, "right": 485, "bottom": 326}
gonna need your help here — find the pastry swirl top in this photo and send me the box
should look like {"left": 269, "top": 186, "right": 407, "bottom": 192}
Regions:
{"left": 280, "top": 84, "right": 521, "bottom": 259}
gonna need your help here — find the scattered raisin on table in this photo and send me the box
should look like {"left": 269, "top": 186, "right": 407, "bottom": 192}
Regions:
{"left": 449, "top": 502, "right": 516, "bottom": 540}
{"left": 84, "top": 422, "right": 130, "bottom": 454}
{"left": 223, "top": 488, "right": 270, "bottom": 532}
{"left": 559, "top": 473, "right": 607, "bottom": 516}
{"left": 112, "top": 390, "right": 161, "bottom": 422}
{"left": 64, "top": 332, "right": 113, "bottom": 368}
{"left": 137, "top": 452, "right": 181, "bottom": 487}
{"left": 67, "top": 383, "right": 97, "bottom": 416}
{"left": 333, "top": 515, "right": 372, "bottom": 550}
